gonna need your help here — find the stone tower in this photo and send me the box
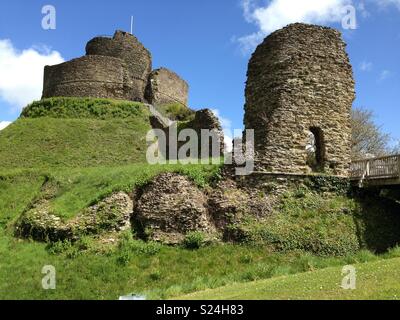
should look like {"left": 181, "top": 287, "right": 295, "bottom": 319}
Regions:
{"left": 244, "top": 23, "right": 355, "bottom": 177}
{"left": 42, "top": 30, "right": 152, "bottom": 102}
{"left": 85, "top": 30, "right": 152, "bottom": 101}
{"left": 42, "top": 30, "right": 190, "bottom": 106}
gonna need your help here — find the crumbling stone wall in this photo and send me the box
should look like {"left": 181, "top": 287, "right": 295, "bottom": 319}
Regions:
{"left": 188, "top": 109, "right": 225, "bottom": 157}
{"left": 135, "top": 173, "right": 216, "bottom": 244}
{"left": 244, "top": 23, "right": 355, "bottom": 177}
{"left": 145, "top": 68, "right": 189, "bottom": 106}
{"left": 150, "top": 109, "right": 225, "bottom": 160}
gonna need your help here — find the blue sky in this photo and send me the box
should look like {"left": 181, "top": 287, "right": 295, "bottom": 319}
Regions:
{"left": 0, "top": 0, "right": 399, "bottom": 143}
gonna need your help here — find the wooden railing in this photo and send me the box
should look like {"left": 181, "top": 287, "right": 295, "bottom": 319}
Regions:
{"left": 350, "top": 154, "right": 400, "bottom": 180}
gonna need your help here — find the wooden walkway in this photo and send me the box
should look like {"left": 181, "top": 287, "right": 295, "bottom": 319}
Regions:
{"left": 350, "top": 154, "right": 400, "bottom": 187}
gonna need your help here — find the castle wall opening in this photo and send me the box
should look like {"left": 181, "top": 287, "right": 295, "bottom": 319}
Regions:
{"left": 307, "top": 127, "right": 325, "bottom": 173}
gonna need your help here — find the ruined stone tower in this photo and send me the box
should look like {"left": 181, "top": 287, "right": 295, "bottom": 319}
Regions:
{"left": 244, "top": 23, "right": 355, "bottom": 177}
{"left": 42, "top": 30, "right": 189, "bottom": 105}
{"left": 42, "top": 31, "right": 152, "bottom": 101}
{"left": 85, "top": 30, "right": 152, "bottom": 101}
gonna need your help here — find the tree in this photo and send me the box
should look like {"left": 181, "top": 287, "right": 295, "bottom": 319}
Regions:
{"left": 390, "top": 140, "right": 400, "bottom": 155}
{"left": 351, "top": 107, "right": 391, "bottom": 159}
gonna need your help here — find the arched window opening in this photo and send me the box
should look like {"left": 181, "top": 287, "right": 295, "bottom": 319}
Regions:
{"left": 306, "top": 127, "right": 325, "bottom": 172}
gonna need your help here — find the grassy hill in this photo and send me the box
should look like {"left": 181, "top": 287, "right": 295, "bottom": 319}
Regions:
{"left": 0, "top": 97, "right": 152, "bottom": 169}
{"left": 1, "top": 97, "right": 400, "bottom": 300}
{"left": 176, "top": 254, "right": 400, "bottom": 300}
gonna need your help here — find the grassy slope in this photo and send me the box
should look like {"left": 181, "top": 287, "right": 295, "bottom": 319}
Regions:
{"left": 2, "top": 226, "right": 398, "bottom": 300}
{"left": 0, "top": 163, "right": 221, "bottom": 222}
{"left": 0, "top": 98, "right": 151, "bottom": 169}
{"left": 1, "top": 97, "right": 399, "bottom": 300}
{"left": 1, "top": 171, "right": 398, "bottom": 300}
{"left": 177, "top": 256, "right": 400, "bottom": 300}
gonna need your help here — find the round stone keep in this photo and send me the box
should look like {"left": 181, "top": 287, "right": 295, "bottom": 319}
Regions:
{"left": 244, "top": 23, "right": 355, "bottom": 177}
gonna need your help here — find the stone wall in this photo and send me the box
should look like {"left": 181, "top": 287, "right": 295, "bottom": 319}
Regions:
{"left": 189, "top": 109, "right": 225, "bottom": 156}
{"left": 150, "top": 108, "right": 225, "bottom": 160}
{"left": 145, "top": 68, "right": 189, "bottom": 106}
{"left": 42, "top": 55, "right": 138, "bottom": 100}
{"left": 244, "top": 23, "right": 355, "bottom": 177}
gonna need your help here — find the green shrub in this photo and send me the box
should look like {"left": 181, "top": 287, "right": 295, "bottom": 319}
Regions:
{"left": 46, "top": 240, "right": 83, "bottom": 259}
{"left": 158, "top": 103, "right": 195, "bottom": 122}
{"left": 149, "top": 270, "right": 163, "bottom": 281}
{"left": 46, "top": 240, "right": 73, "bottom": 255}
{"left": 234, "top": 189, "right": 361, "bottom": 256}
{"left": 116, "top": 235, "right": 163, "bottom": 266}
{"left": 304, "top": 176, "right": 351, "bottom": 195}
{"left": 116, "top": 250, "right": 132, "bottom": 266}
{"left": 384, "top": 246, "right": 400, "bottom": 259}
{"left": 183, "top": 232, "right": 207, "bottom": 250}
{"left": 75, "top": 236, "right": 94, "bottom": 251}
{"left": 21, "top": 97, "right": 148, "bottom": 120}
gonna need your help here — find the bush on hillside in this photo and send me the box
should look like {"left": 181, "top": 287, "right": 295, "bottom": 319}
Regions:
{"left": 157, "top": 103, "right": 195, "bottom": 122}
{"left": 229, "top": 189, "right": 361, "bottom": 256}
{"left": 183, "top": 231, "right": 207, "bottom": 250}
{"left": 21, "top": 97, "right": 148, "bottom": 120}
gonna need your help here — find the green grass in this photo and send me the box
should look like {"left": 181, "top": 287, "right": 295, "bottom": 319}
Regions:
{"left": 1, "top": 164, "right": 398, "bottom": 300}
{"left": 0, "top": 172, "right": 45, "bottom": 226}
{"left": 0, "top": 98, "right": 152, "bottom": 169}
{"left": 176, "top": 254, "right": 400, "bottom": 300}
{"left": 1, "top": 165, "right": 400, "bottom": 300}
{"left": 1, "top": 97, "right": 399, "bottom": 300}
{"left": 1, "top": 163, "right": 399, "bottom": 300}
{"left": 1, "top": 225, "right": 397, "bottom": 300}
{"left": 239, "top": 191, "right": 360, "bottom": 256}
{"left": 0, "top": 163, "right": 221, "bottom": 222}
{"left": 231, "top": 188, "right": 400, "bottom": 257}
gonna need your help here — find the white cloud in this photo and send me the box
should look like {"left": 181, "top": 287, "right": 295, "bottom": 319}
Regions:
{"left": 375, "top": 0, "right": 400, "bottom": 9}
{"left": 211, "top": 109, "right": 234, "bottom": 152}
{"left": 0, "top": 121, "right": 11, "bottom": 131}
{"left": 358, "top": 1, "right": 371, "bottom": 17}
{"left": 360, "top": 60, "right": 373, "bottom": 71}
{"left": 379, "top": 69, "right": 391, "bottom": 81}
{"left": 238, "top": 0, "right": 354, "bottom": 54}
{"left": 0, "top": 39, "right": 64, "bottom": 112}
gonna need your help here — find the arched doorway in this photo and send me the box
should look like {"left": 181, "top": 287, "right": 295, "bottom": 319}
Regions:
{"left": 306, "top": 127, "right": 325, "bottom": 172}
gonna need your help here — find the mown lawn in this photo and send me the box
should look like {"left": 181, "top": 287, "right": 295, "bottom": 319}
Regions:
{"left": 176, "top": 255, "right": 400, "bottom": 300}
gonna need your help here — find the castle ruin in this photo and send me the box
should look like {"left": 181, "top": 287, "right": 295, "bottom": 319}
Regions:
{"left": 244, "top": 23, "right": 355, "bottom": 177}
{"left": 146, "top": 68, "right": 189, "bottom": 106}
{"left": 42, "top": 30, "right": 188, "bottom": 105}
